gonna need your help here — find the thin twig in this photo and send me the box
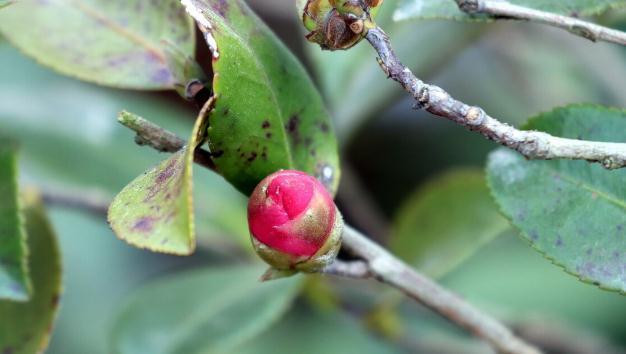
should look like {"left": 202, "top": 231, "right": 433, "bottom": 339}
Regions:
{"left": 340, "top": 226, "right": 540, "bottom": 354}
{"left": 365, "top": 26, "right": 626, "bottom": 170}
{"left": 322, "top": 259, "right": 371, "bottom": 279}
{"left": 118, "top": 119, "right": 539, "bottom": 354}
{"left": 455, "top": 0, "right": 626, "bottom": 46}
{"left": 117, "top": 111, "right": 218, "bottom": 171}
{"left": 40, "top": 187, "right": 110, "bottom": 216}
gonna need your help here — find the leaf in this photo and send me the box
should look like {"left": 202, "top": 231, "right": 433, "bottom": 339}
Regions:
{"left": 111, "top": 266, "right": 301, "bottom": 354}
{"left": 0, "top": 42, "right": 249, "bottom": 250}
{"left": 0, "top": 192, "right": 62, "bottom": 354}
{"left": 108, "top": 105, "right": 212, "bottom": 255}
{"left": 0, "top": 139, "right": 30, "bottom": 301}
{"left": 393, "top": 0, "right": 626, "bottom": 22}
{"left": 390, "top": 169, "right": 509, "bottom": 278}
{"left": 433, "top": 232, "right": 626, "bottom": 340}
{"left": 0, "top": 0, "right": 196, "bottom": 89}
{"left": 238, "top": 305, "right": 401, "bottom": 354}
{"left": 182, "top": 0, "right": 341, "bottom": 195}
{"left": 309, "top": 0, "right": 486, "bottom": 140}
{"left": 486, "top": 105, "right": 626, "bottom": 293}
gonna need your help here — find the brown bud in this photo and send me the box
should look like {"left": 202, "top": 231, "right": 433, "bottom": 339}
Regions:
{"left": 298, "top": 0, "right": 382, "bottom": 50}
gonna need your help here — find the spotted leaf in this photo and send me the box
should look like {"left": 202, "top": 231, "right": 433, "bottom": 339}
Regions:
{"left": 107, "top": 104, "right": 211, "bottom": 255}
{"left": 487, "top": 105, "right": 626, "bottom": 293}
{"left": 181, "top": 0, "right": 341, "bottom": 195}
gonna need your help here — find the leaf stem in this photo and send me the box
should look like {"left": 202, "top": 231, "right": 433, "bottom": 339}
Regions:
{"left": 455, "top": 0, "right": 626, "bottom": 46}
{"left": 365, "top": 26, "right": 626, "bottom": 169}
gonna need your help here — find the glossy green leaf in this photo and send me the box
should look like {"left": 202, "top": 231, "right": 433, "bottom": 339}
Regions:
{"left": 238, "top": 306, "right": 401, "bottom": 354}
{"left": 0, "top": 42, "right": 249, "bottom": 254}
{"left": 0, "top": 140, "right": 30, "bottom": 301}
{"left": 309, "top": 0, "right": 486, "bottom": 140}
{"left": 108, "top": 107, "right": 211, "bottom": 255}
{"left": 0, "top": 0, "right": 195, "bottom": 89}
{"left": 0, "top": 193, "right": 62, "bottom": 354}
{"left": 111, "top": 266, "right": 301, "bottom": 354}
{"left": 182, "top": 0, "right": 340, "bottom": 195}
{"left": 391, "top": 169, "right": 509, "bottom": 278}
{"left": 394, "top": 0, "right": 626, "bottom": 22}
{"left": 486, "top": 105, "right": 626, "bottom": 292}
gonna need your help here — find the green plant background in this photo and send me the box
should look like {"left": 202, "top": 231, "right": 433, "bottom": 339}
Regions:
{"left": 0, "top": 0, "right": 625, "bottom": 353}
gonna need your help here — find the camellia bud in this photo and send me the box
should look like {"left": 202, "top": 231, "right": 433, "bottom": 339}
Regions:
{"left": 297, "top": 0, "right": 384, "bottom": 50}
{"left": 248, "top": 170, "right": 343, "bottom": 274}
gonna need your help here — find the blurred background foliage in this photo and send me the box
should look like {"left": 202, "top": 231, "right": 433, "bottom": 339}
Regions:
{"left": 1, "top": 0, "right": 625, "bottom": 353}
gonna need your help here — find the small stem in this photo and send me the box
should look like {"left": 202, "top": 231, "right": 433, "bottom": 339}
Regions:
{"left": 456, "top": 0, "right": 626, "bottom": 46}
{"left": 40, "top": 187, "right": 110, "bottom": 216}
{"left": 117, "top": 120, "right": 538, "bottom": 353}
{"left": 341, "top": 226, "right": 541, "bottom": 354}
{"left": 365, "top": 26, "right": 626, "bottom": 170}
{"left": 117, "top": 110, "right": 218, "bottom": 171}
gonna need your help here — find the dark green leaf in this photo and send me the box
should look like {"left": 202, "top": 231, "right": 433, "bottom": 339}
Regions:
{"left": 183, "top": 0, "right": 341, "bottom": 195}
{"left": 0, "top": 140, "right": 30, "bottom": 301}
{"left": 108, "top": 107, "right": 210, "bottom": 255}
{"left": 238, "top": 305, "right": 401, "bottom": 354}
{"left": 0, "top": 0, "right": 195, "bottom": 89}
{"left": 487, "top": 105, "right": 626, "bottom": 292}
{"left": 391, "top": 169, "right": 508, "bottom": 278}
{"left": 394, "top": 0, "right": 626, "bottom": 22}
{"left": 111, "top": 266, "right": 301, "bottom": 354}
{"left": 309, "top": 0, "right": 486, "bottom": 140}
{"left": 0, "top": 193, "right": 62, "bottom": 354}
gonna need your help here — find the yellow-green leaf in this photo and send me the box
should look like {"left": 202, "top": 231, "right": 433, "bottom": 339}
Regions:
{"left": 108, "top": 105, "right": 211, "bottom": 255}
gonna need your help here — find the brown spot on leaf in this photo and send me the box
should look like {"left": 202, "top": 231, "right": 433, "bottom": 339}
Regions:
{"left": 555, "top": 235, "right": 563, "bottom": 247}
{"left": 262, "top": 120, "right": 270, "bottom": 129}
{"left": 156, "top": 157, "right": 178, "bottom": 184}
{"left": 133, "top": 216, "right": 157, "bottom": 233}
{"left": 286, "top": 115, "right": 301, "bottom": 144}
{"left": 319, "top": 122, "right": 329, "bottom": 133}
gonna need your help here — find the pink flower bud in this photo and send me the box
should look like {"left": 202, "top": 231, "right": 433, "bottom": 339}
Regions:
{"left": 248, "top": 170, "right": 343, "bottom": 272}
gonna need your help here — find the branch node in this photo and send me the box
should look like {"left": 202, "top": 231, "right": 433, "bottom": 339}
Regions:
{"left": 457, "top": 0, "right": 482, "bottom": 13}
{"left": 602, "top": 157, "right": 620, "bottom": 170}
{"left": 465, "top": 106, "right": 485, "bottom": 125}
